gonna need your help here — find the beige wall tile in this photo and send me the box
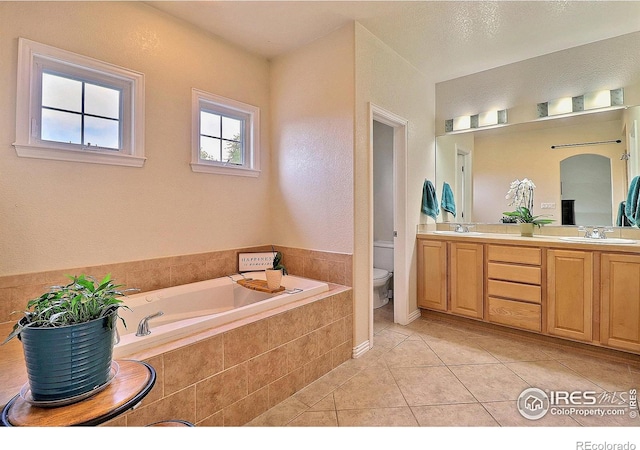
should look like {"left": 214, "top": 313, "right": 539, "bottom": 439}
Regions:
{"left": 195, "top": 362, "right": 247, "bottom": 421}
{"left": 223, "top": 386, "right": 269, "bottom": 426}
{"left": 164, "top": 335, "right": 224, "bottom": 395}
{"left": 286, "top": 333, "right": 319, "bottom": 372}
{"left": 332, "top": 341, "right": 352, "bottom": 368}
{"left": 248, "top": 346, "right": 288, "bottom": 393}
{"left": 304, "top": 297, "right": 334, "bottom": 333}
{"left": 268, "top": 367, "right": 306, "bottom": 408}
{"left": 126, "top": 386, "right": 196, "bottom": 427}
{"left": 223, "top": 320, "right": 269, "bottom": 368}
{"left": 332, "top": 290, "right": 353, "bottom": 321}
{"left": 125, "top": 268, "right": 167, "bottom": 294}
{"left": 196, "top": 410, "right": 224, "bottom": 426}
{"left": 315, "top": 320, "right": 345, "bottom": 355}
{"left": 304, "top": 351, "right": 333, "bottom": 384}
{"left": 268, "top": 307, "right": 306, "bottom": 349}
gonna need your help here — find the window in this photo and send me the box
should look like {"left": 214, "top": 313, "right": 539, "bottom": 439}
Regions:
{"left": 191, "top": 89, "right": 260, "bottom": 177}
{"left": 13, "top": 38, "right": 145, "bottom": 167}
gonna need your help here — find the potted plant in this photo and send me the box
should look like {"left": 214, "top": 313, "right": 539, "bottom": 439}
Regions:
{"left": 502, "top": 206, "right": 554, "bottom": 237}
{"left": 265, "top": 250, "right": 288, "bottom": 290}
{"left": 3, "top": 274, "right": 135, "bottom": 404}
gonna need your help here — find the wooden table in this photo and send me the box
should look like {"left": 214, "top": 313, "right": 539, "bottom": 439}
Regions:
{"left": 1, "top": 359, "right": 155, "bottom": 426}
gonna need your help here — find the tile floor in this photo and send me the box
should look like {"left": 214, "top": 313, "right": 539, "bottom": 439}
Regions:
{"left": 247, "top": 301, "right": 640, "bottom": 427}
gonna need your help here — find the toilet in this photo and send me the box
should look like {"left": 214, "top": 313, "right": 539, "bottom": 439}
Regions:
{"left": 373, "top": 240, "right": 394, "bottom": 309}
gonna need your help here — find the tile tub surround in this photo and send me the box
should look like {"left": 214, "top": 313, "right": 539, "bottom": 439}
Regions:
{"left": 0, "top": 285, "right": 353, "bottom": 426}
{"left": 0, "top": 245, "right": 353, "bottom": 325}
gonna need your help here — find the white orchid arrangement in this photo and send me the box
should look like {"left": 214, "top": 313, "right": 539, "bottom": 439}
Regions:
{"left": 505, "top": 178, "right": 536, "bottom": 211}
{"left": 503, "top": 178, "right": 554, "bottom": 226}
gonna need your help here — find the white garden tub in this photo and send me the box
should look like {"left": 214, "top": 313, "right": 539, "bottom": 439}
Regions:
{"left": 113, "top": 271, "right": 328, "bottom": 357}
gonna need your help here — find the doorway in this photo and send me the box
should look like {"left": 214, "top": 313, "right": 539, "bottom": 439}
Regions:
{"left": 370, "top": 104, "right": 409, "bottom": 348}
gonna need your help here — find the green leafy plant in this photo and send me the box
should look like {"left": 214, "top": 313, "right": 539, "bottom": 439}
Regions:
{"left": 3, "top": 274, "right": 136, "bottom": 344}
{"left": 502, "top": 206, "right": 555, "bottom": 227}
{"left": 271, "top": 249, "right": 288, "bottom": 275}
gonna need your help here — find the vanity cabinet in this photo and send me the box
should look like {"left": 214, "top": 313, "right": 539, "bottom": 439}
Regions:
{"left": 486, "top": 245, "right": 542, "bottom": 332}
{"left": 600, "top": 253, "right": 640, "bottom": 353}
{"left": 417, "top": 239, "right": 447, "bottom": 311}
{"left": 449, "top": 242, "right": 484, "bottom": 319}
{"left": 547, "top": 249, "right": 593, "bottom": 342}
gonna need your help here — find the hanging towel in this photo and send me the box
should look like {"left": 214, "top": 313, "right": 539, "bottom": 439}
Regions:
{"left": 441, "top": 182, "right": 456, "bottom": 218}
{"left": 624, "top": 176, "right": 640, "bottom": 226}
{"left": 617, "top": 201, "right": 632, "bottom": 227}
{"left": 421, "top": 179, "right": 439, "bottom": 220}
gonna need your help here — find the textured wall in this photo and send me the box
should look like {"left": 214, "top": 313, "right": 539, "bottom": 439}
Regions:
{"left": 436, "top": 31, "right": 640, "bottom": 133}
{"left": 269, "top": 25, "right": 355, "bottom": 254}
{"left": 0, "top": 2, "right": 271, "bottom": 275}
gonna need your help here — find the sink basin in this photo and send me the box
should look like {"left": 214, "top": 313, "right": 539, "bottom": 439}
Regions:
{"left": 432, "top": 230, "right": 483, "bottom": 236}
{"left": 559, "top": 237, "right": 637, "bottom": 245}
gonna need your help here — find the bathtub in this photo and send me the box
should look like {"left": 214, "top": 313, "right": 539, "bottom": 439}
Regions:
{"left": 113, "top": 271, "right": 329, "bottom": 358}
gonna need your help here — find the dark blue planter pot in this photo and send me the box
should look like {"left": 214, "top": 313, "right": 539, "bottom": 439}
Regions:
{"left": 18, "top": 313, "right": 117, "bottom": 402}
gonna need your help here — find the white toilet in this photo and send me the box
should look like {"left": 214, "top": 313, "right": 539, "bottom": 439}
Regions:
{"left": 373, "top": 240, "right": 394, "bottom": 309}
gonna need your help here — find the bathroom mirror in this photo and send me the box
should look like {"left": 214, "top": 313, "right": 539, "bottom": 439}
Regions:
{"left": 435, "top": 105, "right": 640, "bottom": 226}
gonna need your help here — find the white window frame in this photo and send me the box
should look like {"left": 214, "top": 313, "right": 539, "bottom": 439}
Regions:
{"left": 13, "top": 38, "right": 145, "bottom": 167}
{"left": 191, "top": 88, "right": 260, "bottom": 177}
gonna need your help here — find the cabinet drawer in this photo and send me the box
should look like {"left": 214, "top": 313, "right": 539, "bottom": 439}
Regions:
{"left": 487, "top": 279, "right": 541, "bottom": 304}
{"left": 488, "top": 245, "right": 541, "bottom": 265}
{"left": 488, "top": 297, "right": 541, "bottom": 332}
{"left": 488, "top": 262, "right": 541, "bottom": 285}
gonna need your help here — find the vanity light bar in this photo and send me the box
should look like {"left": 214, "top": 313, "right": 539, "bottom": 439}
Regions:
{"left": 445, "top": 109, "right": 507, "bottom": 132}
{"left": 537, "top": 88, "right": 624, "bottom": 118}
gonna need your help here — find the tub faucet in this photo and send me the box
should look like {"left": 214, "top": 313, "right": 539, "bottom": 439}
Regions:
{"left": 136, "top": 311, "right": 164, "bottom": 337}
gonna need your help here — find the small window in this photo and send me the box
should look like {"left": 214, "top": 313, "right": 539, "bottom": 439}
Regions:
{"left": 191, "top": 89, "right": 260, "bottom": 177}
{"left": 13, "top": 38, "right": 145, "bottom": 167}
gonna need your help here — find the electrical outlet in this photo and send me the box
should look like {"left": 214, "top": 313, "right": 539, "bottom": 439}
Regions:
{"left": 540, "top": 202, "right": 556, "bottom": 209}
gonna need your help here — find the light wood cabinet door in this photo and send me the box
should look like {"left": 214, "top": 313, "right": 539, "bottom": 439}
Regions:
{"left": 547, "top": 249, "right": 593, "bottom": 342}
{"left": 450, "top": 242, "right": 484, "bottom": 319}
{"left": 417, "top": 239, "right": 447, "bottom": 311}
{"left": 601, "top": 253, "right": 640, "bottom": 353}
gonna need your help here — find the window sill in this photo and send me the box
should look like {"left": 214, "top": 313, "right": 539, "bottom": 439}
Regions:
{"left": 13, "top": 143, "right": 146, "bottom": 168}
{"left": 190, "top": 162, "right": 260, "bottom": 177}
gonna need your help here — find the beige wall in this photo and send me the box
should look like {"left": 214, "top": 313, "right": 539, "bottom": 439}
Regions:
{"left": 269, "top": 24, "right": 355, "bottom": 254}
{"left": 355, "top": 23, "right": 434, "bottom": 344}
{"left": 0, "top": 2, "right": 271, "bottom": 275}
{"left": 436, "top": 31, "right": 640, "bottom": 134}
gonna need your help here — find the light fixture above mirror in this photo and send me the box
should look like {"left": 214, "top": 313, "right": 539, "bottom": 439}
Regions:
{"left": 537, "top": 88, "right": 624, "bottom": 118}
{"left": 445, "top": 109, "right": 507, "bottom": 132}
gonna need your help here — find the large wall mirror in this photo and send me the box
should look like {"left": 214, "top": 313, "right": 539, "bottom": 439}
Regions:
{"left": 435, "top": 105, "right": 640, "bottom": 227}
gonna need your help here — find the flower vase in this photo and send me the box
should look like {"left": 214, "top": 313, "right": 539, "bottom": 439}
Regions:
{"left": 520, "top": 223, "right": 534, "bottom": 237}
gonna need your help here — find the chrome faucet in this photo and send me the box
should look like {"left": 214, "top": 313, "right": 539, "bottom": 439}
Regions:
{"left": 136, "top": 311, "right": 164, "bottom": 336}
{"left": 454, "top": 224, "right": 469, "bottom": 233}
{"left": 579, "top": 226, "right": 613, "bottom": 239}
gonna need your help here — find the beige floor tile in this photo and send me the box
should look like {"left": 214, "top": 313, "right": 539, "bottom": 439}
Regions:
{"left": 287, "top": 410, "right": 338, "bottom": 426}
{"left": 449, "top": 363, "right": 530, "bottom": 402}
{"left": 557, "top": 357, "right": 635, "bottom": 392}
{"left": 372, "top": 328, "right": 408, "bottom": 349}
{"left": 245, "top": 397, "right": 309, "bottom": 426}
{"left": 293, "top": 363, "right": 360, "bottom": 407}
{"left": 427, "top": 339, "right": 501, "bottom": 365}
{"left": 474, "top": 335, "right": 555, "bottom": 363}
{"left": 333, "top": 365, "right": 407, "bottom": 410}
{"left": 482, "top": 401, "right": 580, "bottom": 426}
{"left": 309, "top": 393, "right": 336, "bottom": 411}
{"left": 412, "top": 322, "right": 471, "bottom": 344}
{"left": 337, "top": 407, "right": 419, "bottom": 426}
{"left": 411, "top": 403, "right": 499, "bottom": 426}
{"left": 391, "top": 366, "right": 476, "bottom": 406}
{"left": 382, "top": 338, "right": 443, "bottom": 368}
{"left": 506, "top": 360, "right": 603, "bottom": 392}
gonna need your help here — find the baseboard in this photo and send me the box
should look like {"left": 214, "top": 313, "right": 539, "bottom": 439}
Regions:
{"left": 352, "top": 340, "right": 371, "bottom": 359}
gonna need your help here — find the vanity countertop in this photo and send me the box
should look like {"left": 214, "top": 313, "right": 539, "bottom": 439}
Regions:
{"left": 417, "top": 230, "right": 640, "bottom": 253}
